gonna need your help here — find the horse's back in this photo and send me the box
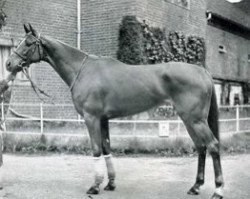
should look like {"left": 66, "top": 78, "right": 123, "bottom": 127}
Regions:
{"left": 159, "top": 62, "right": 212, "bottom": 88}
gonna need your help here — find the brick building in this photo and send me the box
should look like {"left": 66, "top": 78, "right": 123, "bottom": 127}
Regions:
{"left": 0, "top": 0, "right": 249, "bottom": 117}
{"left": 206, "top": 0, "right": 250, "bottom": 105}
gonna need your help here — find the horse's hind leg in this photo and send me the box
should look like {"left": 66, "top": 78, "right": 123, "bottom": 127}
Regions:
{"left": 187, "top": 146, "right": 206, "bottom": 195}
{"left": 101, "top": 118, "right": 116, "bottom": 191}
{"left": 185, "top": 120, "right": 224, "bottom": 199}
{"left": 209, "top": 141, "right": 224, "bottom": 199}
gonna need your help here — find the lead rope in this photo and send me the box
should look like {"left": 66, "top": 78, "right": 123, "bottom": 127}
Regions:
{"left": 20, "top": 55, "right": 88, "bottom": 104}
{"left": 22, "top": 67, "right": 55, "bottom": 104}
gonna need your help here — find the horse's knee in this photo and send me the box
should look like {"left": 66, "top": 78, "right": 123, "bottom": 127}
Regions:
{"left": 102, "top": 138, "right": 111, "bottom": 155}
{"left": 93, "top": 151, "right": 102, "bottom": 157}
{"left": 91, "top": 140, "right": 103, "bottom": 157}
{"left": 92, "top": 145, "right": 102, "bottom": 157}
{"left": 207, "top": 140, "right": 220, "bottom": 156}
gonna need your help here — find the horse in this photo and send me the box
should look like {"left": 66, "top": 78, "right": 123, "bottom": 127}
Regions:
{"left": 5, "top": 24, "right": 224, "bottom": 199}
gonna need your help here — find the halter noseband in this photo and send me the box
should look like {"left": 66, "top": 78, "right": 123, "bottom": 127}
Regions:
{"left": 14, "top": 34, "right": 44, "bottom": 69}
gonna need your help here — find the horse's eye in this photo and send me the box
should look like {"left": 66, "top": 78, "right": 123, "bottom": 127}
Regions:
{"left": 22, "top": 51, "right": 28, "bottom": 56}
{"left": 25, "top": 40, "right": 33, "bottom": 46}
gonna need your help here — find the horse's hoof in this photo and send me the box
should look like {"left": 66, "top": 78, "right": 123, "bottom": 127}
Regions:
{"left": 86, "top": 186, "right": 100, "bottom": 195}
{"left": 187, "top": 187, "right": 200, "bottom": 195}
{"left": 211, "top": 193, "right": 223, "bottom": 199}
{"left": 104, "top": 181, "right": 116, "bottom": 191}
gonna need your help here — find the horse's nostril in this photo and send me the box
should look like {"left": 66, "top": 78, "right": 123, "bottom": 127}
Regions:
{"left": 6, "top": 60, "right": 12, "bottom": 71}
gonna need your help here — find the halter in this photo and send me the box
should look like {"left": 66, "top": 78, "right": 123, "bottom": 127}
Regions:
{"left": 14, "top": 34, "right": 44, "bottom": 70}
{"left": 13, "top": 34, "right": 52, "bottom": 103}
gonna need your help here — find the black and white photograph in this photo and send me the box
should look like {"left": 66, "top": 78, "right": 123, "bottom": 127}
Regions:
{"left": 0, "top": 0, "right": 249, "bottom": 198}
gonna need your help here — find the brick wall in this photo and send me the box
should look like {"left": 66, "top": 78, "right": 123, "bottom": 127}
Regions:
{"left": 206, "top": 0, "right": 250, "bottom": 82}
{"left": 81, "top": 0, "right": 137, "bottom": 57}
{"left": 135, "top": 0, "right": 207, "bottom": 38}
{"left": 81, "top": 0, "right": 207, "bottom": 56}
{"left": 0, "top": 0, "right": 78, "bottom": 117}
{"left": 206, "top": 25, "right": 250, "bottom": 81}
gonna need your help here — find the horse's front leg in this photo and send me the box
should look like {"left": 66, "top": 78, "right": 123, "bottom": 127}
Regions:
{"left": 84, "top": 114, "right": 104, "bottom": 195}
{"left": 101, "top": 118, "right": 116, "bottom": 191}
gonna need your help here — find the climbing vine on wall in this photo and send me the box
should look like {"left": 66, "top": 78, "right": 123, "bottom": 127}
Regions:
{"left": 142, "top": 21, "right": 173, "bottom": 64}
{"left": 186, "top": 36, "right": 206, "bottom": 66}
{"left": 117, "top": 16, "right": 146, "bottom": 65}
{"left": 117, "top": 15, "right": 206, "bottom": 67}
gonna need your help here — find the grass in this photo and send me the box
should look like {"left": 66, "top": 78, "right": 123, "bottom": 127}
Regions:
{"left": 3, "top": 132, "right": 250, "bottom": 157}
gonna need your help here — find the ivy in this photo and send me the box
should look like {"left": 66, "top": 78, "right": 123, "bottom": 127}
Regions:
{"left": 117, "top": 16, "right": 206, "bottom": 67}
{"left": 186, "top": 36, "right": 206, "bottom": 66}
{"left": 117, "top": 16, "right": 146, "bottom": 65}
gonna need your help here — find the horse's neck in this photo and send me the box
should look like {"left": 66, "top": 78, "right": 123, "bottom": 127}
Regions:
{"left": 42, "top": 36, "right": 87, "bottom": 87}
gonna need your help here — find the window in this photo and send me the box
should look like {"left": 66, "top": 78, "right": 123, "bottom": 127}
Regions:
{"left": 214, "top": 83, "right": 222, "bottom": 106}
{"left": 218, "top": 45, "right": 227, "bottom": 53}
{"left": 229, "top": 85, "right": 242, "bottom": 106}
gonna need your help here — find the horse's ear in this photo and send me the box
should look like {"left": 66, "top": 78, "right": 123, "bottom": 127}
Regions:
{"left": 23, "top": 24, "right": 30, "bottom": 34}
{"left": 28, "top": 23, "right": 38, "bottom": 37}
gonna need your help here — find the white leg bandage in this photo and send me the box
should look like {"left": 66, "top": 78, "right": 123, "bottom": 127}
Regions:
{"left": 104, "top": 154, "right": 115, "bottom": 180}
{"left": 215, "top": 186, "right": 224, "bottom": 196}
{"left": 93, "top": 156, "right": 104, "bottom": 186}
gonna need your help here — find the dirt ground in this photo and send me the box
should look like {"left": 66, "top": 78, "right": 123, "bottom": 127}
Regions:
{"left": 0, "top": 154, "right": 249, "bottom": 199}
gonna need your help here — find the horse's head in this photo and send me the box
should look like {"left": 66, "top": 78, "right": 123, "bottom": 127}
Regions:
{"left": 6, "top": 24, "right": 45, "bottom": 73}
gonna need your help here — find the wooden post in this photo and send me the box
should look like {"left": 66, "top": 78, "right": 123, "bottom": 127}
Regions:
{"left": 77, "top": 114, "right": 81, "bottom": 124}
{"left": 177, "top": 116, "right": 181, "bottom": 136}
{"left": 133, "top": 122, "right": 136, "bottom": 135}
{"left": 40, "top": 103, "right": 44, "bottom": 134}
{"left": 1, "top": 102, "right": 5, "bottom": 130}
{"left": 236, "top": 105, "right": 239, "bottom": 133}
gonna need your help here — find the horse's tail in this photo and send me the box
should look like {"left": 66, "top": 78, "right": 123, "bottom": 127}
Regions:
{"left": 208, "top": 84, "right": 220, "bottom": 142}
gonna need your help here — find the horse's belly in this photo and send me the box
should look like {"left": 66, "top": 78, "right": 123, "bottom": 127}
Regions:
{"left": 104, "top": 89, "right": 165, "bottom": 118}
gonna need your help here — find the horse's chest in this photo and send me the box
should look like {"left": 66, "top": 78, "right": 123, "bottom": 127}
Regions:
{"left": 72, "top": 86, "right": 104, "bottom": 116}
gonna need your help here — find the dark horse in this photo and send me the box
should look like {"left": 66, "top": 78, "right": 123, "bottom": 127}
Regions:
{"left": 6, "top": 24, "right": 224, "bottom": 199}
